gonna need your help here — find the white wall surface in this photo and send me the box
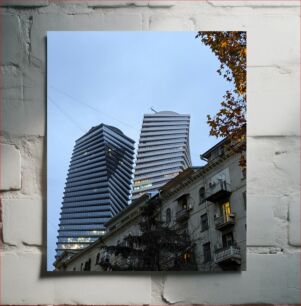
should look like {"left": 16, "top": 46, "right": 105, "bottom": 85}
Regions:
{"left": 0, "top": 0, "right": 300, "bottom": 304}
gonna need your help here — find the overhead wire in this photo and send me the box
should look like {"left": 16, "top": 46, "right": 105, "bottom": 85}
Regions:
{"left": 48, "top": 96, "right": 86, "bottom": 133}
{"left": 48, "top": 84, "right": 203, "bottom": 163}
{"left": 49, "top": 84, "right": 139, "bottom": 132}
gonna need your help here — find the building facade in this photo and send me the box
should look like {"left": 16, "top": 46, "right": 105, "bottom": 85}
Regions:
{"left": 55, "top": 124, "right": 135, "bottom": 259}
{"left": 54, "top": 195, "right": 149, "bottom": 271}
{"left": 160, "top": 139, "right": 246, "bottom": 271}
{"left": 132, "top": 111, "right": 191, "bottom": 200}
{"left": 54, "top": 138, "right": 246, "bottom": 272}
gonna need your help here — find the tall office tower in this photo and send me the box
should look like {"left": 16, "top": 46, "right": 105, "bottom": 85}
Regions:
{"left": 132, "top": 111, "right": 191, "bottom": 200}
{"left": 56, "top": 124, "right": 135, "bottom": 258}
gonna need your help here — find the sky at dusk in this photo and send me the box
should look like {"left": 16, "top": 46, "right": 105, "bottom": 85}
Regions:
{"left": 47, "top": 31, "right": 233, "bottom": 271}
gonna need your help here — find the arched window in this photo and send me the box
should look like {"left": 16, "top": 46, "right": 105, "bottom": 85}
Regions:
{"left": 84, "top": 258, "right": 91, "bottom": 271}
{"left": 96, "top": 253, "right": 100, "bottom": 265}
{"left": 166, "top": 208, "right": 171, "bottom": 224}
{"left": 199, "top": 187, "right": 205, "bottom": 204}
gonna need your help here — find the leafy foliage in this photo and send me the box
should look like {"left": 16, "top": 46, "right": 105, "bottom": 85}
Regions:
{"left": 196, "top": 31, "right": 246, "bottom": 167}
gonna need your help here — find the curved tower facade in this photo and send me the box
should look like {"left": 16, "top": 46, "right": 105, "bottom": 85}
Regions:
{"left": 56, "top": 124, "right": 135, "bottom": 258}
{"left": 132, "top": 111, "right": 191, "bottom": 200}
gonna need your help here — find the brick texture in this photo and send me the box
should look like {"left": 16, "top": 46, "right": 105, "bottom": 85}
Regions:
{"left": 0, "top": 0, "right": 300, "bottom": 304}
{"left": 0, "top": 0, "right": 49, "bottom": 6}
{"left": 0, "top": 143, "right": 21, "bottom": 191}
{"left": 2, "top": 198, "right": 43, "bottom": 246}
{"left": 1, "top": 13, "right": 24, "bottom": 65}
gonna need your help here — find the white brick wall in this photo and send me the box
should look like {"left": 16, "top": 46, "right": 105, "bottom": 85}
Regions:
{"left": 2, "top": 198, "right": 42, "bottom": 246}
{"left": 0, "top": 143, "right": 21, "bottom": 190}
{"left": 2, "top": 250, "right": 152, "bottom": 304}
{"left": 0, "top": 0, "right": 300, "bottom": 304}
{"left": 161, "top": 253, "right": 300, "bottom": 303}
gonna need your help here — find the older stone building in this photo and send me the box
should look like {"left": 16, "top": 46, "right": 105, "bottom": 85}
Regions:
{"left": 159, "top": 138, "right": 246, "bottom": 271}
{"left": 54, "top": 138, "right": 246, "bottom": 272}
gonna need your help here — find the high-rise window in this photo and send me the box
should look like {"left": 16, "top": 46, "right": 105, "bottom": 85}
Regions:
{"left": 132, "top": 111, "right": 191, "bottom": 200}
{"left": 55, "top": 124, "right": 135, "bottom": 259}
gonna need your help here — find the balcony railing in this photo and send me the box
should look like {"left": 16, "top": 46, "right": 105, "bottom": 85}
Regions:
{"left": 214, "top": 245, "right": 241, "bottom": 264}
{"left": 205, "top": 180, "right": 231, "bottom": 202}
{"left": 175, "top": 209, "right": 190, "bottom": 222}
{"left": 99, "top": 256, "right": 110, "bottom": 266}
{"left": 214, "top": 214, "right": 235, "bottom": 230}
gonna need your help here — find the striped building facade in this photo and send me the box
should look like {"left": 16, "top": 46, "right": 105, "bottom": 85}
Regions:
{"left": 132, "top": 111, "right": 192, "bottom": 200}
{"left": 56, "top": 124, "right": 135, "bottom": 258}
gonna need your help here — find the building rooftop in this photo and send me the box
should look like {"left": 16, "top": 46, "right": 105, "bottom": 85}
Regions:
{"left": 201, "top": 138, "right": 228, "bottom": 160}
{"left": 144, "top": 111, "right": 190, "bottom": 116}
{"left": 105, "top": 193, "right": 150, "bottom": 228}
{"left": 76, "top": 123, "right": 135, "bottom": 144}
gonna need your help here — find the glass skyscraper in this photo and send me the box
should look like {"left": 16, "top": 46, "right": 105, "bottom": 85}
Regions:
{"left": 132, "top": 111, "right": 191, "bottom": 200}
{"left": 55, "top": 124, "right": 135, "bottom": 258}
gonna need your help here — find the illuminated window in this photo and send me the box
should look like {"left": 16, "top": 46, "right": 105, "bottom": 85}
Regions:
{"left": 221, "top": 201, "right": 231, "bottom": 221}
{"left": 177, "top": 194, "right": 188, "bottom": 209}
{"left": 182, "top": 251, "right": 192, "bottom": 263}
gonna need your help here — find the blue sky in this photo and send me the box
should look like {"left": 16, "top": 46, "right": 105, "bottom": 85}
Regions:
{"left": 47, "top": 31, "right": 232, "bottom": 271}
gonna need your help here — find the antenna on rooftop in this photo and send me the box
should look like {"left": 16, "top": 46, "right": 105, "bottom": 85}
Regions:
{"left": 150, "top": 107, "right": 158, "bottom": 113}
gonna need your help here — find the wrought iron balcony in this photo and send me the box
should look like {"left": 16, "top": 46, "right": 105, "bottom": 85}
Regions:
{"left": 98, "top": 256, "right": 111, "bottom": 267}
{"left": 205, "top": 180, "right": 231, "bottom": 202}
{"left": 214, "top": 245, "right": 241, "bottom": 265}
{"left": 176, "top": 209, "right": 190, "bottom": 222}
{"left": 214, "top": 214, "right": 235, "bottom": 230}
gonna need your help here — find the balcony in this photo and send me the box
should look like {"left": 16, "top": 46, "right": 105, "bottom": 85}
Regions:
{"left": 214, "top": 245, "right": 241, "bottom": 265}
{"left": 98, "top": 256, "right": 111, "bottom": 267}
{"left": 176, "top": 209, "right": 190, "bottom": 222}
{"left": 214, "top": 214, "right": 235, "bottom": 230}
{"left": 205, "top": 180, "right": 231, "bottom": 202}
